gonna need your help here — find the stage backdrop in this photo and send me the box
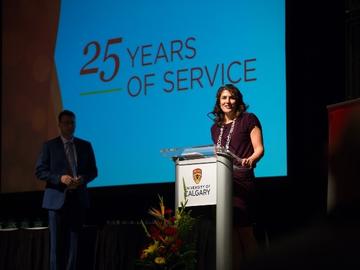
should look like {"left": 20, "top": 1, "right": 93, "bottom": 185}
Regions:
{"left": 55, "top": 0, "right": 286, "bottom": 187}
{"left": 1, "top": 0, "right": 286, "bottom": 192}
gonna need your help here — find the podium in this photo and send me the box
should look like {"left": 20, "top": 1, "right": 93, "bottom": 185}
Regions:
{"left": 161, "top": 145, "right": 234, "bottom": 270}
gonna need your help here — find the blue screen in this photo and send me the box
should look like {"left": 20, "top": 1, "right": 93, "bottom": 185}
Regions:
{"left": 54, "top": 0, "right": 286, "bottom": 187}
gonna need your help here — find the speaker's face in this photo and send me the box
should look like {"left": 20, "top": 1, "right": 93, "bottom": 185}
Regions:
{"left": 219, "top": 90, "right": 237, "bottom": 116}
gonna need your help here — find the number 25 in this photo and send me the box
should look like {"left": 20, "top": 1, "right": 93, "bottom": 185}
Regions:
{"left": 80, "top": 38, "right": 122, "bottom": 82}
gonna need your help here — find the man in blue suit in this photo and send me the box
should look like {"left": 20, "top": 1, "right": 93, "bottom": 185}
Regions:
{"left": 35, "top": 110, "right": 98, "bottom": 270}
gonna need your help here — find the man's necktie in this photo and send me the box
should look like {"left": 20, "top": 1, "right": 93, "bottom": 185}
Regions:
{"left": 65, "top": 141, "right": 77, "bottom": 177}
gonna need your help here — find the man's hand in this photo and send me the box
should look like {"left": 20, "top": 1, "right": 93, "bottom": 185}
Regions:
{"left": 61, "top": 175, "right": 75, "bottom": 186}
{"left": 61, "top": 175, "right": 83, "bottom": 189}
{"left": 68, "top": 176, "right": 83, "bottom": 189}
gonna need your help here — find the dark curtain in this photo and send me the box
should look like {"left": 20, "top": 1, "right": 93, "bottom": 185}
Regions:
{"left": 0, "top": 229, "right": 49, "bottom": 270}
{"left": 0, "top": 221, "right": 215, "bottom": 270}
{"left": 94, "top": 224, "right": 147, "bottom": 270}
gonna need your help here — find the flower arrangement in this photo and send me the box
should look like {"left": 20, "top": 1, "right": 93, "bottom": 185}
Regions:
{"left": 137, "top": 194, "right": 196, "bottom": 270}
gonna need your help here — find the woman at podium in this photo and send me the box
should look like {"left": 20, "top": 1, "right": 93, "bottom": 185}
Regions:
{"left": 210, "top": 84, "right": 264, "bottom": 265}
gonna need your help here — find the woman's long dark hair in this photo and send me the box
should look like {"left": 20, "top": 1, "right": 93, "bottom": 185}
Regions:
{"left": 209, "top": 84, "right": 248, "bottom": 126}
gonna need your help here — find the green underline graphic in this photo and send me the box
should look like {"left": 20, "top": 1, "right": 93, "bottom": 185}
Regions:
{"left": 80, "top": 88, "right": 123, "bottom": 96}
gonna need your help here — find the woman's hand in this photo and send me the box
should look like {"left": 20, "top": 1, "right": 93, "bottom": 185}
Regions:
{"left": 241, "top": 157, "right": 255, "bottom": 168}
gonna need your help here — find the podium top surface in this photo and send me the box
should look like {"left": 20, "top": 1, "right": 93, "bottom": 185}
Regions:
{"left": 160, "top": 144, "right": 237, "bottom": 161}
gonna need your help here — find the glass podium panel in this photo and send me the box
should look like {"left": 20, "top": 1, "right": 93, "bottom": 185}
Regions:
{"left": 160, "top": 144, "right": 216, "bottom": 160}
{"left": 160, "top": 144, "right": 239, "bottom": 161}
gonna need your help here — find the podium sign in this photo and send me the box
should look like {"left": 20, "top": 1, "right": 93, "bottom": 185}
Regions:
{"left": 176, "top": 157, "right": 217, "bottom": 207}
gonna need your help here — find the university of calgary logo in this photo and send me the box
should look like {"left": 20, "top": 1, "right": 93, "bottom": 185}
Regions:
{"left": 192, "top": 168, "right": 202, "bottom": 184}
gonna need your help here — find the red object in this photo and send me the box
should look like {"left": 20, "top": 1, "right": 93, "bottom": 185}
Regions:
{"left": 327, "top": 99, "right": 360, "bottom": 151}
